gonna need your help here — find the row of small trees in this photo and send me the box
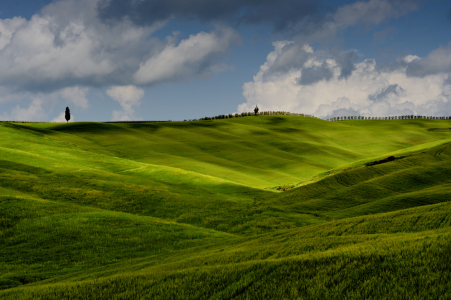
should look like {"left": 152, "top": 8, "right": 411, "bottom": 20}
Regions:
{"left": 186, "top": 112, "right": 451, "bottom": 122}
{"left": 328, "top": 115, "right": 451, "bottom": 121}
{"left": 195, "top": 111, "right": 317, "bottom": 121}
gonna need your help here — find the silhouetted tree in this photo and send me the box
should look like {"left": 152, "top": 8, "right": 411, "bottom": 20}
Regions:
{"left": 254, "top": 105, "right": 259, "bottom": 116}
{"left": 65, "top": 107, "right": 70, "bottom": 123}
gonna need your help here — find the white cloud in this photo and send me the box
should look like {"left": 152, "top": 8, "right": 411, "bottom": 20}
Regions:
{"left": 0, "top": 12, "right": 116, "bottom": 89}
{"left": 106, "top": 85, "right": 144, "bottom": 121}
{"left": 239, "top": 42, "right": 451, "bottom": 118}
{"left": 134, "top": 27, "right": 240, "bottom": 84}
{"left": 51, "top": 111, "right": 74, "bottom": 122}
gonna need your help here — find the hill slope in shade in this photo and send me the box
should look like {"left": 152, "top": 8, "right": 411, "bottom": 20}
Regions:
{"left": 0, "top": 116, "right": 450, "bottom": 299}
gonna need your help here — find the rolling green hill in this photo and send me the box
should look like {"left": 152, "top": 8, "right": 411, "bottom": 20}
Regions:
{"left": 1, "top": 116, "right": 450, "bottom": 299}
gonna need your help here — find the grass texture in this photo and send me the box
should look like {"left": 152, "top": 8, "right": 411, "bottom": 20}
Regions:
{"left": 1, "top": 116, "right": 451, "bottom": 299}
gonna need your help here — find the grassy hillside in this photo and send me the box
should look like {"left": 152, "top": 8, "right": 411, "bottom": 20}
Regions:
{"left": 20, "top": 116, "right": 451, "bottom": 188}
{"left": 1, "top": 116, "right": 451, "bottom": 299}
{"left": 2, "top": 202, "right": 450, "bottom": 299}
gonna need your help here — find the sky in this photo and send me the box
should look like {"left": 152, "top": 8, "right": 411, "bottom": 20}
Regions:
{"left": 0, "top": 0, "right": 450, "bottom": 122}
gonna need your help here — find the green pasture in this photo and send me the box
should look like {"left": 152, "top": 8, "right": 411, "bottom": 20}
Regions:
{"left": 2, "top": 201, "right": 450, "bottom": 299}
{"left": 1, "top": 116, "right": 451, "bottom": 298}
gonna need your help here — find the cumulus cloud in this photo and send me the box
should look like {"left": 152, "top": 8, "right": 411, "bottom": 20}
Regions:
{"left": 368, "top": 84, "right": 406, "bottom": 102}
{"left": 257, "top": 41, "right": 358, "bottom": 84}
{"left": 252, "top": 0, "right": 416, "bottom": 78}
{"left": 0, "top": 0, "right": 242, "bottom": 121}
{"left": 134, "top": 27, "right": 241, "bottom": 84}
{"left": 334, "top": 50, "right": 359, "bottom": 79}
{"left": 0, "top": 0, "right": 239, "bottom": 93}
{"left": 106, "top": 85, "right": 144, "bottom": 121}
{"left": 239, "top": 42, "right": 451, "bottom": 118}
{"left": 265, "top": 42, "right": 312, "bottom": 75}
{"left": 297, "top": 62, "right": 333, "bottom": 85}
{"left": 0, "top": 12, "right": 116, "bottom": 91}
{"left": 0, "top": 0, "right": 422, "bottom": 93}
{"left": 0, "top": 0, "right": 428, "bottom": 122}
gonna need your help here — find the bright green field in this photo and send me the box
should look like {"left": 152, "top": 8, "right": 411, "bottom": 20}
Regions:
{"left": 1, "top": 116, "right": 451, "bottom": 299}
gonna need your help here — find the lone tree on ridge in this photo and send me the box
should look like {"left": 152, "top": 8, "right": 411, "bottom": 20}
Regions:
{"left": 65, "top": 107, "right": 71, "bottom": 123}
{"left": 254, "top": 105, "right": 259, "bottom": 116}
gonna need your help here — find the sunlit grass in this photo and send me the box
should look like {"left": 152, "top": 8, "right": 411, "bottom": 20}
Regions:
{"left": 1, "top": 117, "right": 451, "bottom": 298}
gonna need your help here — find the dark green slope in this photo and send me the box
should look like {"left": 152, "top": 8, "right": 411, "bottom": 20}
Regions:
{"left": 268, "top": 141, "right": 451, "bottom": 219}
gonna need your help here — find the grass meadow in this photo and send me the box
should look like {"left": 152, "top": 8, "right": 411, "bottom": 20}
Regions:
{"left": 1, "top": 116, "right": 451, "bottom": 299}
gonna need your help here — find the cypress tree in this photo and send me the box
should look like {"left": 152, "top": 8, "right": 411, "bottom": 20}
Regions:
{"left": 65, "top": 107, "right": 71, "bottom": 123}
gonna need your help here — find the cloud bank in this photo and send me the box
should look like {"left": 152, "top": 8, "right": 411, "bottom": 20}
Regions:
{"left": 236, "top": 0, "right": 450, "bottom": 119}
{"left": 0, "top": 0, "right": 440, "bottom": 121}
{"left": 0, "top": 0, "right": 240, "bottom": 120}
{"left": 239, "top": 41, "right": 451, "bottom": 118}
{"left": 0, "top": 0, "right": 240, "bottom": 93}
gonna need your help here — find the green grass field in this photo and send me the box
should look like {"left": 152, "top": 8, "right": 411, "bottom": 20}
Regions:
{"left": 1, "top": 116, "right": 451, "bottom": 299}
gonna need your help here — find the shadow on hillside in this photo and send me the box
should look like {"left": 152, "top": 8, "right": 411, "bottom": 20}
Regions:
{"left": 0, "top": 159, "right": 51, "bottom": 175}
{"left": 428, "top": 128, "right": 451, "bottom": 132}
{"left": 50, "top": 122, "right": 129, "bottom": 133}
{"left": 266, "top": 116, "right": 288, "bottom": 125}
{"left": 126, "top": 123, "right": 163, "bottom": 132}
{"left": 272, "top": 127, "right": 302, "bottom": 133}
{"left": 3, "top": 123, "right": 55, "bottom": 136}
{"left": 172, "top": 121, "right": 224, "bottom": 129}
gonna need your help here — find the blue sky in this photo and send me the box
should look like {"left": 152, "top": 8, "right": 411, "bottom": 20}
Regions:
{"left": 0, "top": 0, "right": 450, "bottom": 121}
